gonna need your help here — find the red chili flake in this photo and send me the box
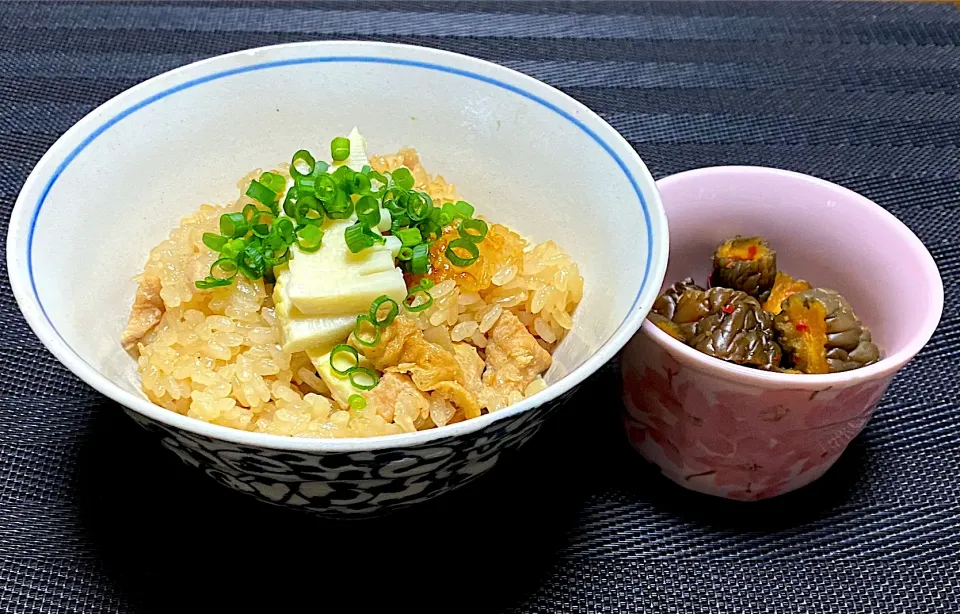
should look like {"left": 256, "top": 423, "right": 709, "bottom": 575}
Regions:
{"left": 796, "top": 322, "right": 809, "bottom": 332}
{"left": 747, "top": 245, "right": 758, "bottom": 259}
{"left": 721, "top": 304, "right": 735, "bottom": 314}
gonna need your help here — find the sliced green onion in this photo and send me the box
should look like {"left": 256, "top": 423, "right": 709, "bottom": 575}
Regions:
{"left": 355, "top": 195, "right": 381, "bottom": 227}
{"left": 403, "top": 285, "right": 434, "bottom": 312}
{"left": 202, "top": 232, "right": 228, "bottom": 252}
{"left": 395, "top": 227, "right": 422, "bottom": 247}
{"left": 445, "top": 238, "right": 480, "bottom": 267}
{"left": 219, "top": 213, "right": 248, "bottom": 238}
{"left": 440, "top": 202, "right": 458, "bottom": 226}
{"left": 369, "top": 296, "right": 399, "bottom": 328}
{"left": 296, "top": 224, "right": 324, "bottom": 253}
{"left": 406, "top": 192, "right": 431, "bottom": 222}
{"left": 353, "top": 314, "right": 381, "bottom": 347}
{"left": 330, "top": 344, "right": 359, "bottom": 376}
{"left": 454, "top": 201, "right": 475, "bottom": 219}
{"left": 195, "top": 276, "right": 232, "bottom": 290}
{"left": 238, "top": 243, "right": 267, "bottom": 280}
{"left": 242, "top": 203, "right": 259, "bottom": 223}
{"left": 273, "top": 217, "right": 296, "bottom": 244}
{"left": 420, "top": 220, "right": 442, "bottom": 243}
{"left": 314, "top": 174, "right": 338, "bottom": 201}
{"left": 409, "top": 243, "right": 431, "bottom": 275}
{"left": 282, "top": 186, "right": 299, "bottom": 218}
{"left": 249, "top": 209, "right": 275, "bottom": 238}
{"left": 351, "top": 172, "right": 372, "bottom": 195}
{"left": 294, "top": 195, "right": 324, "bottom": 225}
{"left": 390, "top": 213, "right": 411, "bottom": 234}
{"left": 331, "top": 136, "right": 350, "bottom": 162}
{"left": 259, "top": 172, "right": 286, "bottom": 194}
{"left": 391, "top": 167, "right": 415, "bottom": 191}
{"left": 458, "top": 218, "right": 488, "bottom": 243}
{"left": 210, "top": 257, "right": 238, "bottom": 281}
{"left": 368, "top": 226, "right": 386, "bottom": 245}
{"left": 220, "top": 237, "right": 248, "bottom": 261}
{"left": 382, "top": 191, "right": 406, "bottom": 214}
{"left": 331, "top": 164, "right": 355, "bottom": 186}
{"left": 367, "top": 169, "right": 387, "bottom": 185}
{"left": 344, "top": 222, "right": 375, "bottom": 253}
{"left": 290, "top": 150, "right": 316, "bottom": 178}
{"left": 246, "top": 180, "right": 278, "bottom": 208}
{"left": 348, "top": 394, "right": 366, "bottom": 410}
{"left": 267, "top": 247, "right": 290, "bottom": 267}
{"left": 296, "top": 175, "right": 316, "bottom": 195}
{"left": 418, "top": 278, "right": 435, "bottom": 290}
{"left": 348, "top": 366, "right": 379, "bottom": 391}
{"left": 398, "top": 246, "right": 414, "bottom": 261}
{"left": 325, "top": 189, "right": 354, "bottom": 220}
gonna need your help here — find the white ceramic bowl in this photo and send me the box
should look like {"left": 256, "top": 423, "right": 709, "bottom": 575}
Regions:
{"left": 7, "top": 41, "right": 667, "bottom": 514}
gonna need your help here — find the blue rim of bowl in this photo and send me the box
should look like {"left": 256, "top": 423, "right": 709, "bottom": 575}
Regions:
{"left": 21, "top": 50, "right": 661, "bottom": 449}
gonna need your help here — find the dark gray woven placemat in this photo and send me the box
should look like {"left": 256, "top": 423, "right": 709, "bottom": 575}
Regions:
{"left": 1, "top": 1, "right": 958, "bottom": 612}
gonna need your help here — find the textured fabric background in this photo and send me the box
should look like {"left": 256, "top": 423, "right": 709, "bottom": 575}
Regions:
{"left": 1, "top": 1, "right": 959, "bottom": 612}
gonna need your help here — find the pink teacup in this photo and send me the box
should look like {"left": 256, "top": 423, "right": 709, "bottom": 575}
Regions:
{"left": 621, "top": 166, "right": 943, "bottom": 501}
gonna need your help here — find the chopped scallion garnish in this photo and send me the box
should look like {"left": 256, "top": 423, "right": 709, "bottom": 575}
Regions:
{"left": 406, "top": 192, "right": 431, "bottom": 222}
{"left": 352, "top": 314, "right": 381, "bottom": 347}
{"left": 296, "top": 224, "right": 324, "bottom": 253}
{"left": 246, "top": 180, "right": 278, "bottom": 210}
{"left": 331, "top": 136, "right": 350, "bottom": 162}
{"left": 395, "top": 227, "right": 422, "bottom": 247}
{"left": 195, "top": 276, "right": 232, "bottom": 289}
{"left": 202, "top": 232, "right": 228, "bottom": 252}
{"left": 345, "top": 222, "right": 375, "bottom": 254}
{"left": 325, "top": 189, "right": 354, "bottom": 220}
{"left": 454, "top": 201, "right": 474, "bottom": 219}
{"left": 238, "top": 243, "right": 268, "bottom": 280}
{"left": 330, "top": 344, "right": 359, "bottom": 376}
{"left": 409, "top": 243, "right": 431, "bottom": 274}
{"left": 220, "top": 213, "right": 248, "bottom": 239}
{"left": 391, "top": 167, "right": 415, "bottom": 191}
{"left": 445, "top": 238, "right": 480, "bottom": 267}
{"left": 348, "top": 394, "right": 366, "bottom": 410}
{"left": 290, "top": 150, "right": 315, "bottom": 178}
{"left": 210, "top": 257, "right": 238, "bottom": 281}
{"left": 369, "top": 295, "right": 399, "bottom": 328}
{"left": 348, "top": 367, "right": 379, "bottom": 391}
{"left": 403, "top": 284, "right": 434, "bottom": 312}
{"left": 458, "top": 218, "right": 488, "bottom": 243}
{"left": 355, "top": 195, "right": 381, "bottom": 228}
{"left": 259, "top": 172, "right": 286, "bottom": 194}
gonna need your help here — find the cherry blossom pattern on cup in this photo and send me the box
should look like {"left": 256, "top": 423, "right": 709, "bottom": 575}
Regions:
{"left": 622, "top": 348, "right": 891, "bottom": 500}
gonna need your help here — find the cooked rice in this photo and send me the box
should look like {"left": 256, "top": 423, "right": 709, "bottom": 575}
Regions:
{"left": 132, "top": 150, "right": 582, "bottom": 438}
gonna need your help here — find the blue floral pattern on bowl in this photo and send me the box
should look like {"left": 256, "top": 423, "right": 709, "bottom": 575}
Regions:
{"left": 123, "top": 386, "right": 579, "bottom": 515}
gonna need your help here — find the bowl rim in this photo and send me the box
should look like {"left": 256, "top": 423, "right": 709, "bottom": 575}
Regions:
{"left": 7, "top": 40, "right": 669, "bottom": 452}
{"left": 639, "top": 165, "right": 944, "bottom": 390}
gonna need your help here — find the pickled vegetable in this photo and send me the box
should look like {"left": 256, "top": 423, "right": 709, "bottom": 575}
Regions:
{"left": 689, "top": 291, "right": 782, "bottom": 371}
{"left": 672, "top": 286, "right": 740, "bottom": 326}
{"left": 763, "top": 272, "right": 812, "bottom": 315}
{"left": 647, "top": 313, "right": 687, "bottom": 342}
{"left": 651, "top": 277, "right": 703, "bottom": 321}
{"left": 774, "top": 288, "right": 880, "bottom": 374}
{"left": 712, "top": 236, "right": 776, "bottom": 299}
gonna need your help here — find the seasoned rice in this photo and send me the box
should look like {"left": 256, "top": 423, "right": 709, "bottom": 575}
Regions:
{"left": 132, "top": 150, "right": 583, "bottom": 437}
